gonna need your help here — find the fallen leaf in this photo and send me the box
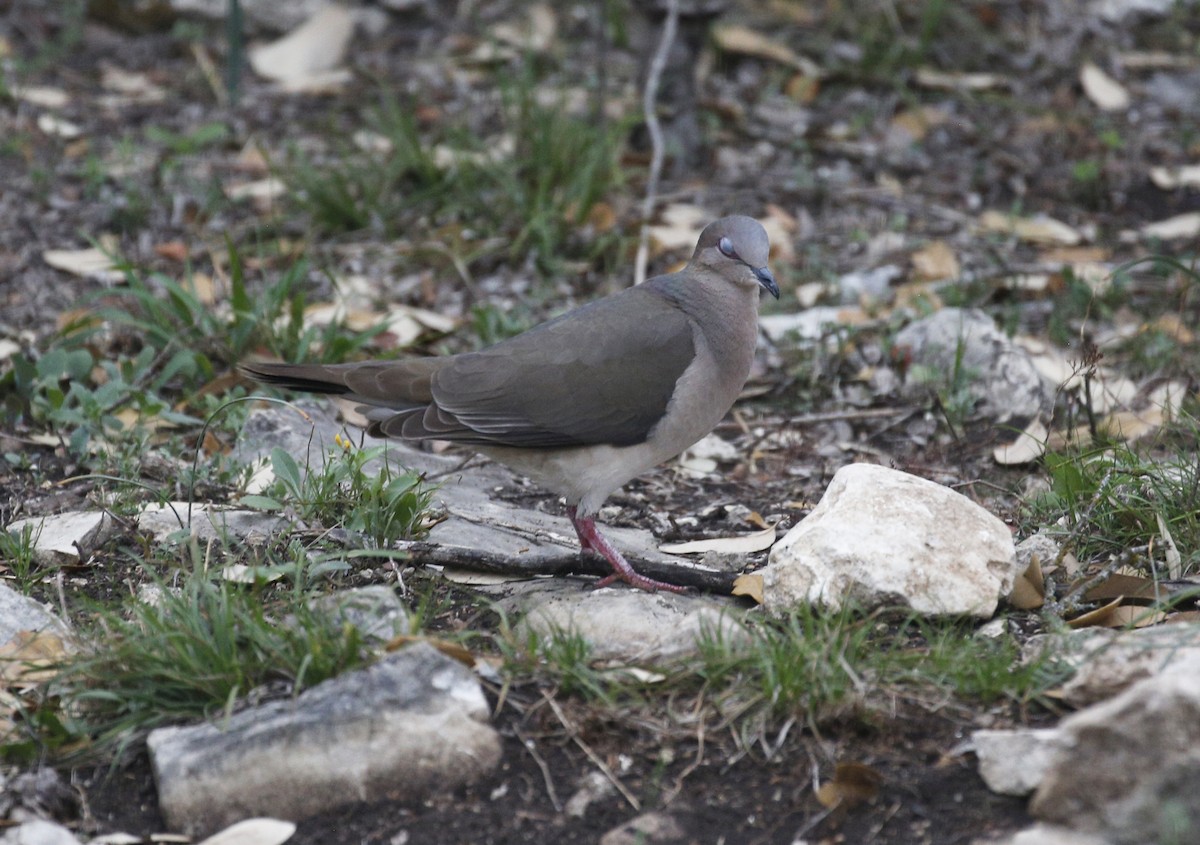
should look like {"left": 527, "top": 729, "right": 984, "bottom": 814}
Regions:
{"left": 979, "top": 211, "right": 1083, "bottom": 245}
{"left": 385, "top": 634, "right": 475, "bottom": 666}
{"left": 816, "top": 762, "right": 883, "bottom": 810}
{"left": 994, "top": 417, "right": 1049, "bottom": 465}
{"left": 660, "top": 524, "right": 776, "bottom": 555}
{"left": 647, "top": 204, "right": 711, "bottom": 254}
{"left": 1148, "top": 314, "right": 1195, "bottom": 344}
{"left": 225, "top": 177, "right": 288, "bottom": 202}
{"left": 732, "top": 573, "right": 764, "bottom": 603}
{"left": 43, "top": 246, "right": 124, "bottom": 282}
{"left": 1083, "top": 573, "right": 1165, "bottom": 603}
{"left": 890, "top": 105, "right": 951, "bottom": 143}
{"left": 249, "top": 5, "right": 355, "bottom": 90}
{"left": 222, "top": 564, "right": 286, "bottom": 584}
{"left": 36, "top": 114, "right": 83, "bottom": 138}
{"left": 1079, "top": 62, "right": 1130, "bottom": 111}
{"left": 713, "top": 25, "right": 822, "bottom": 76}
{"left": 491, "top": 3, "right": 557, "bottom": 54}
{"left": 1158, "top": 513, "right": 1183, "bottom": 580}
{"left": 0, "top": 630, "right": 68, "bottom": 687}
{"left": 1149, "top": 165, "right": 1200, "bottom": 190}
{"left": 1009, "top": 554, "right": 1046, "bottom": 609}
{"left": 154, "top": 241, "right": 190, "bottom": 263}
{"left": 1039, "top": 245, "right": 1111, "bottom": 263}
{"left": 10, "top": 84, "right": 70, "bottom": 108}
{"left": 910, "top": 240, "right": 960, "bottom": 281}
{"left": 1141, "top": 212, "right": 1200, "bottom": 240}
{"left": 195, "top": 817, "right": 297, "bottom": 845}
{"left": 915, "top": 68, "right": 1007, "bottom": 90}
{"left": 1066, "top": 597, "right": 1124, "bottom": 629}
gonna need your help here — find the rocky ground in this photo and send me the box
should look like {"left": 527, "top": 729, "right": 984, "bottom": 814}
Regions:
{"left": 1, "top": 0, "right": 1199, "bottom": 843}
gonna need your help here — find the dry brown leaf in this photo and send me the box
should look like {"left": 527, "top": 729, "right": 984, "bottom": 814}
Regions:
{"left": 1009, "top": 554, "right": 1046, "bottom": 609}
{"left": 1141, "top": 212, "right": 1200, "bottom": 240}
{"left": 994, "top": 417, "right": 1049, "bottom": 465}
{"left": 890, "top": 105, "right": 950, "bottom": 143}
{"left": 892, "top": 281, "right": 942, "bottom": 312}
{"left": 11, "top": 84, "right": 69, "bottom": 108}
{"left": 785, "top": 72, "right": 820, "bottom": 103}
{"left": 979, "top": 211, "right": 1083, "bottom": 245}
{"left": 816, "top": 762, "right": 883, "bottom": 810}
{"left": 1149, "top": 314, "right": 1195, "bottom": 344}
{"left": 1039, "top": 246, "right": 1111, "bottom": 264}
{"left": 385, "top": 634, "right": 475, "bottom": 667}
{"left": 732, "top": 573, "right": 764, "bottom": 603}
{"left": 1106, "top": 606, "right": 1169, "bottom": 628}
{"left": 712, "top": 25, "right": 821, "bottom": 76}
{"left": 0, "top": 630, "right": 68, "bottom": 687}
{"left": 225, "top": 177, "right": 287, "bottom": 203}
{"left": 910, "top": 240, "right": 960, "bottom": 281}
{"left": 1098, "top": 406, "right": 1164, "bottom": 443}
{"left": 154, "top": 241, "right": 189, "bottom": 263}
{"left": 491, "top": 4, "right": 557, "bottom": 54}
{"left": 194, "top": 817, "right": 296, "bottom": 845}
{"left": 915, "top": 68, "right": 1007, "bottom": 90}
{"left": 1066, "top": 597, "right": 1125, "bottom": 629}
{"left": 249, "top": 5, "right": 354, "bottom": 90}
{"left": 1083, "top": 573, "right": 1165, "bottom": 603}
{"left": 181, "top": 272, "right": 217, "bottom": 306}
{"left": 647, "top": 204, "right": 710, "bottom": 254}
{"left": 43, "top": 247, "right": 122, "bottom": 282}
{"left": 1079, "top": 62, "right": 1130, "bottom": 111}
{"left": 1149, "top": 165, "right": 1200, "bottom": 190}
{"left": 660, "top": 524, "right": 776, "bottom": 555}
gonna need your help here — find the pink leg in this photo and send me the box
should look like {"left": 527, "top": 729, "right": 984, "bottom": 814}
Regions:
{"left": 568, "top": 508, "right": 687, "bottom": 594}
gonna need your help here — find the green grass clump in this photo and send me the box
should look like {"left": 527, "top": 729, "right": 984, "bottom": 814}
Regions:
{"left": 244, "top": 438, "right": 434, "bottom": 550}
{"left": 4, "top": 553, "right": 375, "bottom": 761}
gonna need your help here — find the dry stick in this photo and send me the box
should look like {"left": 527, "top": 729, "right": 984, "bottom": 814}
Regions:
{"left": 633, "top": 0, "right": 680, "bottom": 287}
{"left": 394, "top": 540, "right": 738, "bottom": 593}
{"left": 514, "top": 726, "right": 563, "bottom": 813}
{"left": 545, "top": 694, "right": 642, "bottom": 811}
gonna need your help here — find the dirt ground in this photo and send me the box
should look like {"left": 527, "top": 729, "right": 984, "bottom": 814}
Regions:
{"left": 2, "top": 0, "right": 1198, "bottom": 842}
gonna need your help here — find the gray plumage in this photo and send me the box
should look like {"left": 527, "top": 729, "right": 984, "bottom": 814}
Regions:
{"left": 244, "top": 215, "right": 777, "bottom": 592}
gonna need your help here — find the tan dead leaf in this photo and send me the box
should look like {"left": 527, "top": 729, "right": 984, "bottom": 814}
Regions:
{"left": 0, "top": 630, "right": 68, "bottom": 686}
{"left": 154, "top": 241, "right": 189, "bottom": 263}
{"left": 1067, "top": 597, "right": 1125, "bottom": 629}
{"left": 1079, "top": 62, "right": 1130, "bottom": 111}
{"left": 759, "top": 206, "right": 797, "bottom": 263}
{"left": 1157, "top": 512, "right": 1183, "bottom": 579}
{"left": 1107, "top": 606, "right": 1168, "bottom": 628}
{"left": 915, "top": 68, "right": 1006, "bottom": 90}
{"left": 235, "top": 141, "right": 271, "bottom": 174}
{"left": 648, "top": 204, "right": 710, "bottom": 254}
{"left": 1098, "top": 406, "right": 1164, "bottom": 443}
{"left": 713, "top": 25, "right": 821, "bottom": 76}
{"left": 222, "top": 564, "right": 286, "bottom": 584}
{"left": 893, "top": 281, "right": 942, "bottom": 312}
{"left": 586, "top": 201, "right": 617, "bottom": 233}
{"left": 785, "top": 72, "right": 820, "bottom": 104}
{"left": 910, "top": 240, "right": 959, "bottom": 281}
{"left": 816, "top": 762, "right": 883, "bottom": 810}
{"left": 994, "top": 416, "right": 1049, "bottom": 465}
{"left": 660, "top": 524, "right": 776, "bottom": 555}
{"left": 491, "top": 4, "right": 557, "bottom": 54}
{"left": 37, "top": 113, "right": 83, "bottom": 139}
{"left": 11, "top": 84, "right": 69, "bottom": 108}
{"left": 249, "top": 5, "right": 354, "bottom": 90}
{"left": 225, "top": 177, "right": 288, "bottom": 203}
{"left": 100, "top": 65, "right": 166, "bottom": 104}
{"left": 890, "top": 105, "right": 950, "bottom": 143}
{"left": 1009, "top": 554, "right": 1046, "bottom": 609}
{"left": 385, "top": 634, "right": 475, "bottom": 667}
{"left": 194, "top": 817, "right": 296, "bottom": 845}
{"left": 1141, "top": 212, "right": 1200, "bottom": 240}
{"left": 732, "top": 573, "right": 764, "bottom": 603}
{"left": 1039, "top": 245, "right": 1111, "bottom": 263}
{"left": 181, "top": 273, "right": 217, "bottom": 306}
{"left": 1084, "top": 573, "right": 1165, "bottom": 603}
{"left": 978, "top": 211, "right": 1083, "bottom": 245}
{"left": 1150, "top": 165, "right": 1200, "bottom": 190}
{"left": 1149, "top": 314, "right": 1195, "bottom": 344}
{"left": 43, "top": 247, "right": 123, "bottom": 282}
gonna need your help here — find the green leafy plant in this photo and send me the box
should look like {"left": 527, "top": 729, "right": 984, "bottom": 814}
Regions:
{"left": 246, "top": 437, "right": 433, "bottom": 549}
{"left": 0, "top": 523, "right": 48, "bottom": 594}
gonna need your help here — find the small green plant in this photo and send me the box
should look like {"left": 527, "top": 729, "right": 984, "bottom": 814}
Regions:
{"left": 0, "top": 523, "right": 48, "bottom": 593}
{"left": 1028, "top": 434, "right": 1200, "bottom": 573}
{"left": 246, "top": 436, "right": 433, "bottom": 549}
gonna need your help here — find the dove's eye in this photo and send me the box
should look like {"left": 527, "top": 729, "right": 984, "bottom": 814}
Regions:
{"left": 718, "top": 237, "right": 736, "bottom": 258}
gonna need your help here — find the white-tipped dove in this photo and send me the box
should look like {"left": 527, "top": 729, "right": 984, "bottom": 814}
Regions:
{"left": 244, "top": 215, "right": 778, "bottom": 592}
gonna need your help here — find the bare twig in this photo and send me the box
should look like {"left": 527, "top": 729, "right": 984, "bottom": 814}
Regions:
{"left": 545, "top": 694, "right": 641, "bottom": 811}
{"left": 633, "top": 0, "right": 680, "bottom": 286}
{"left": 515, "top": 727, "right": 563, "bottom": 813}
{"left": 394, "top": 539, "right": 738, "bottom": 593}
